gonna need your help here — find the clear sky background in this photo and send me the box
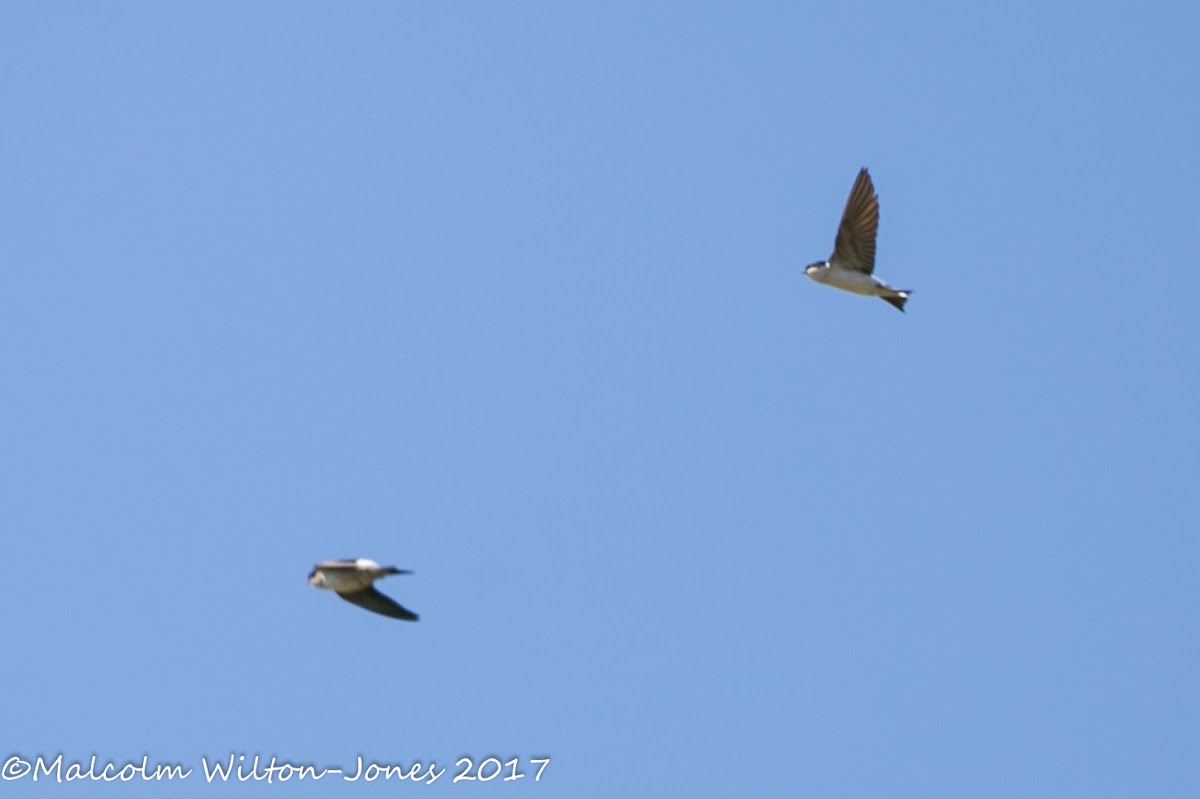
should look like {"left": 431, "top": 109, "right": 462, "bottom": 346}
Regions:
{"left": 3, "top": 3, "right": 1198, "bottom": 796}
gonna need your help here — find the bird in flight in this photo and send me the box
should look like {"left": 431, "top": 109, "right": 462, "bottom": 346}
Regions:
{"left": 308, "top": 558, "right": 420, "bottom": 621}
{"left": 804, "top": 168, "right": 911, "bottom": 311}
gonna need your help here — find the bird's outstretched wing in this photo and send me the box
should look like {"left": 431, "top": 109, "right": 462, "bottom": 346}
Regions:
{"left": 337, "top": 586, "right": 420, "bottom": 621}
{"left": 830, "top": 168, "right": 879, "bottom": 275}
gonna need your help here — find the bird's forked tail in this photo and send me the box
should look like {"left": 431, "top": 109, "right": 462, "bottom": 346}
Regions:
{"left": 882, "top": 290, "right": 911, "bottom": 312}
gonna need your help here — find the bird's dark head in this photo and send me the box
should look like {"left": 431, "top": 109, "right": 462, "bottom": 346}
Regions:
{"left": 804, "top": 261, "right": 826, "bottom": 275}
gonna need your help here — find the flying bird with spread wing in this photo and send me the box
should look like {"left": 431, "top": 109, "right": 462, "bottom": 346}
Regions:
{"left": 804, "top": 168, "right": 912, "bottom": 312}
{"left": 308, "top": 558, "right": 419, "bottom": 621}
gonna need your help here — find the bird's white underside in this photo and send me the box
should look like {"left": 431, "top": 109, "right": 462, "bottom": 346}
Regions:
{"left": 309, "top": 562, "right": 382, "bottom": 592}
{"left": 807, "top": 265, "right": 904, "bottom": 297}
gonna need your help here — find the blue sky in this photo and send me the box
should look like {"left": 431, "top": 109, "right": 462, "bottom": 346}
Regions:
{"left": 3, "top": 2, "right": 1198, "bottom": 796}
